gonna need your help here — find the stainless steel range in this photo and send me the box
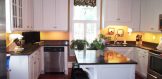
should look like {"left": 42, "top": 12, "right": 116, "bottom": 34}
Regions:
{"left": 147, "top": 50, "right": 162, "bottom": 79}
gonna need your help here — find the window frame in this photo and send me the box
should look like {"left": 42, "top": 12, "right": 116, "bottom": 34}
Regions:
{"left": 69, "top": 0, "right": 101, "bottom": 42}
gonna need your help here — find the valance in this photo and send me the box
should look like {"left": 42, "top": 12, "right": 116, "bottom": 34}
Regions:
{"left": 74, "top": 0, "right": 96, "bottom": 7}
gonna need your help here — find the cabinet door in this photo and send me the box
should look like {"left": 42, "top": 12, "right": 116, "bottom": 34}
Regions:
{"left": 22, "top": 0, "right": 33, "bottom": 31}
{"left": 105, "top": 0, "right": 118, "bottom": 22}
{"left": 12, "top": 0, "right": 23, "bottom": 31}
{"left": 140, "top": 0, "right": 161, "bottom": 32}
{"left": 130, "top": 0, "right": 140, "bottom": 31}
{"left": 27, "top": 0, "right": 34, "bottom": 30}
{"left": 29, "top": 55, "right": 35, "bottom": 79}
{"left": 103, "top": 0, "right": 132, "bottom": 26}
{"left": 22, "top": 0, "right": 28, "bottom": 30}
{"left": 33, "top": 0, "right": 43, "bottom": 31}
{"left": 43, "top": 0, "right": 56, "bottom": 30}
{"left": 118, "top": 0, "right": 132, "bottom": 23}
{"left": 9, "top": 56, "right": 29, "bottom": 79}
{"left": 55, "top": 0, "right": 68, "bottom": 31}
{"left": 135, "top": 48, "right": 148, "bottom": 77}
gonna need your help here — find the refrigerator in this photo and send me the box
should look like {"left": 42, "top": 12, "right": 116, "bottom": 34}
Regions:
{"left": 0, "top": 0, "right": 7, "bottom": 79}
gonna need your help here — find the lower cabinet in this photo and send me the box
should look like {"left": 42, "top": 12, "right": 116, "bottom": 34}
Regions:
{"left": 135, "top": 48, "right": 149, "bottom": 78}
{"left": 9, "top": 47, "right": 43, "bottom": 79}
{"left": 107, "top": 47, "right": 149, "bottom": 78}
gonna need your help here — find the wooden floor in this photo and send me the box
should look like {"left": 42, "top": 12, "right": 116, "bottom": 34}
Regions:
{"left": 38, "top": 70, "right": 144, "bottom": 79}
{"left": 39, "top": 56, "right": 144, "bottom": 79}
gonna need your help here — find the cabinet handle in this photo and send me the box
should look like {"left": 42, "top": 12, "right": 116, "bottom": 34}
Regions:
{"left": 53, "top": 26, "right": 57, "bottom": 28}
{"left": 8, "top": 69, "right": 11, "bottom": 71}
{"left": 150, "top": 28, "right": 154, "bottom": 30}
{"left": 117, "top": 18, "right": 120, "bottom": 20}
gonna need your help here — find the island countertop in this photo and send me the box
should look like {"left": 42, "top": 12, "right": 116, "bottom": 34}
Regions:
{"left": 75, "top": 50, "right": 137, "bottom": 65}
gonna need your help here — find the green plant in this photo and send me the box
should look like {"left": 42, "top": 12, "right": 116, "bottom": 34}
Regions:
{"left": 89, "top": 39, "right": 105, "bottom": 51}
{"left": 70, "top": 39, "right": 89, "bottom": 50}
{"left": 99, "top": 34, "right": 111, "bottom": 41}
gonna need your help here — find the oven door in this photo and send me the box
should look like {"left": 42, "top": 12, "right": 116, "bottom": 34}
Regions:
{"left": 148, "top": 53, "right": 162, "bottom": 79}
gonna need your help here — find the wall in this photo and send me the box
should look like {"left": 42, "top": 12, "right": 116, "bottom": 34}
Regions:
{"left": 101, "top": 26, "right": 162, "bottom": 44}
{"left": 101, "top": 25, "right": 128, "bottom": 41}
{"left": 40, "top": 32, "right": 69, "bottom": 40}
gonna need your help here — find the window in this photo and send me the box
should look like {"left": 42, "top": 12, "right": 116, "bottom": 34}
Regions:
{"left": 70, "top": 0, "right": 100, "bottom": 43}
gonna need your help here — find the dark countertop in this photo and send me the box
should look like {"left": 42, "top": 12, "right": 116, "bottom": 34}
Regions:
{"left": 42, "top": 40, "right": 69, "bottom": 46}
{"left": 8, "top": 44, "right": 41, "bottom": 56}
{"left": 106, "top": 41, "right": 162, "bottom": 54}
{"left": 75, "top": 50, "right": 137, "bottom": 65}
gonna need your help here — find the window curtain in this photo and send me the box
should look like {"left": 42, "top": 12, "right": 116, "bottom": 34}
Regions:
{"left": 74, "top": 0, "right": 96, "bottom": 7}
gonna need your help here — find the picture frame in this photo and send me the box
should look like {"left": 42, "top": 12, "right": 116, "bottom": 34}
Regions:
{"left": 117, "top": 29, "right": 124, "bottom": 37}
{"left": 108, "top": 28, "right": 115, "bottom": 35}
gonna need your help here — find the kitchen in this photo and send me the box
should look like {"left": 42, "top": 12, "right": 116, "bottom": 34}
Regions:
{"left": 0, "top": 0, "right": 162, "bottom": 79}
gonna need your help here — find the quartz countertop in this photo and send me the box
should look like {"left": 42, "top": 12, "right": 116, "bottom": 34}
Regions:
{"left": 106, "top": 41, "right": 162, "bottom": 54}
{"left": 75, "top": 50, "right": 137, "bottom": 65}
{"left": 8, "top": 44, "right": 41, "bottom": 55}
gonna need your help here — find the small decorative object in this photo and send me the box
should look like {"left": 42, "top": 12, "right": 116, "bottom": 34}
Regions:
{"left": 117, "top": 29, "right": 124, "bottom": 37}
{"left": 108, "top": 28, "right": 115, "bottom": 35}
{"left": 70, "top": 39, "right": 89, "bottom": 50}
{"left": 13, "top": 38, "right": 24, "bottom": 53}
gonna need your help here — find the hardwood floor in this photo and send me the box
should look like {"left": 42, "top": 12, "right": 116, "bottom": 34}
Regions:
{"left": 38, "top": 70, "right": 144, "bottom": 79}
{"left": 39, "top": 56, "right": 144, "bottom": 79}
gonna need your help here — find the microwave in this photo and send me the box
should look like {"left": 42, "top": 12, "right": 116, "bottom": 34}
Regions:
{"left": 159, "top": 14, "right": 162, "bottom": 30}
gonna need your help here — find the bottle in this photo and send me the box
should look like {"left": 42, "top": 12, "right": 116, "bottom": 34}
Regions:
{"left": 136, "top": 34, "right": 139, "bottom": 45}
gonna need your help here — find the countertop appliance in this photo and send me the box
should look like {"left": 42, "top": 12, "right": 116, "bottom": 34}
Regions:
{"left": 22, "top": 32, "right": 40, "bottom": 44}
{"left": 147, "top": 50, "right": 162, "bottom": 79}
{"left": 44, "top": 40, "right": 68, "bottom": 74}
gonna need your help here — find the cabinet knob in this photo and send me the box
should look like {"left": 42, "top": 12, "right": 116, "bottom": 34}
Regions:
{"left": 150, "top": 28, "right": 154, "bottom": 30}
{"left": 8, "top": 69, "right": 11, "bottom": 71}
{"left": 117, "top": 18, "right": 120, "bottom": 20}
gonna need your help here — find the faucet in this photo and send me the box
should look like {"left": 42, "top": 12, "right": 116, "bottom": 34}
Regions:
{"left": 114, "top": 34, "right": 120, "bottom": 44}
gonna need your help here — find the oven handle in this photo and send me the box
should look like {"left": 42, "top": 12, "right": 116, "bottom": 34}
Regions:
{"left": 148, "top": 73, "right": 158, "bottom": 79}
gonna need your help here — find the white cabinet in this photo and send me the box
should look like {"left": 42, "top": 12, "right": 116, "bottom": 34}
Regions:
{"left": 130, "top": 0, "right": 140, "bottom": 31}
{"left": 140, "top": 0, "right": 162, "bottom": 32}
{"left": 107, "top": 47, "right": 136, "bottom": 60}
{"left": 33, "top": 0, "right": 43, "bottom": 31}
{"left": 135, "top": 48, "right": 148, "bottom": 78}
{"left": 9, "top": 47, "right": 43, "bottom": 79}
{"left": 102, "top": 0, "right": 140, "bottom": 32}
{"left": 22, "top": 0, "right": 33, "bottom": 31}
{"left": 33, "top": 0, "right": 68, "bottom": 31}
{"left": 102, "top": 0, "right": 132, "bottom": 27}
{"left": 108, "top": 47, "right": 149, "bottom": 78}
{"left": 6, "top": 0, "right": 33, "bottom": 32}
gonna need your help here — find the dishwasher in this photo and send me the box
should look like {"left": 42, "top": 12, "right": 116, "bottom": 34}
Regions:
{"left": 44, "top": 46, "right": 65, "bottom": 73}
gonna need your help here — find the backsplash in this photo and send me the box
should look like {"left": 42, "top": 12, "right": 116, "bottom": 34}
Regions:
{"left": 101, "top": 26, "right": 162, "bottom": 44}
{"left": 40, "top": 32, "right": 69, "bottom": 40}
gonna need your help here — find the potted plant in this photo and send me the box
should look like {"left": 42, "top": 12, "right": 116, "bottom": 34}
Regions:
{"left": 89, "top": 39, "right": 105, "bottom": 51}
{"left": 70, "top": 39, "right": 89, "bottom": 50}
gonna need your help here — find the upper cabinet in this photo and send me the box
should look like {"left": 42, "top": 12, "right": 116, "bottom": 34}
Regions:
{"left": 33, "top": 0, "right": 68, "bottom": 31}
{"left": 102, "top": 0, "right": 140, "bottom": 31}
{"left": 6, "top": 0, "right": 33, "bottom": 33}
{"left": 140, "top": 0, "right": 162, "bottom": 32}
{"left": 22, "top": 0, "right": 33, "bottom": 31}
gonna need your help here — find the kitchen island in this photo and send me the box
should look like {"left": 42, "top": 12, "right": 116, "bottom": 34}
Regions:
{"left": 75, "top": 50, "right": 137, "bottom": 79}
